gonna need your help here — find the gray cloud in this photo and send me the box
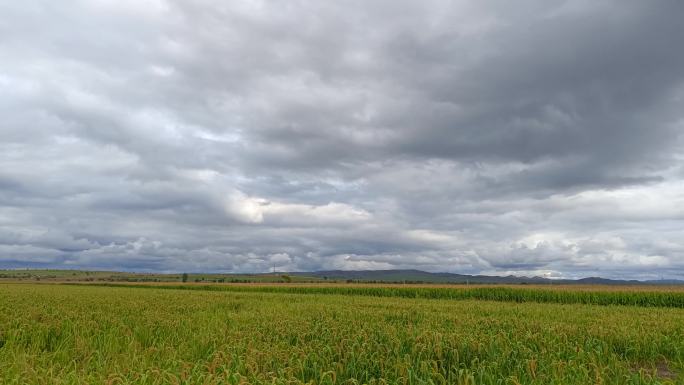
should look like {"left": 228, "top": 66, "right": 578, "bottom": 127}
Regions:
{"left": 1, "top": 0, "right": 684, "bottom": 279}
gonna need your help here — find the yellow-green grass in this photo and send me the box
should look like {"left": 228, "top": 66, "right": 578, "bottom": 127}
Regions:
{"left": 69, "top": 283, "right": 684, "bottom": 308}
{"left": 1, "top": 284, "right": 683, "bottom": 385}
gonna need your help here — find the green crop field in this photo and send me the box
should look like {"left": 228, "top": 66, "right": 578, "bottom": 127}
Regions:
{"left": 1, "top": 284, "right": 683, "bottom": 384}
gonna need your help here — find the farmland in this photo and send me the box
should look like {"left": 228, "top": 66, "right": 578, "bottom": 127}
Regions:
{"left": 1, "top": 284, "right": 683, "bottom": 384}
{"left": 0, "top": 270, "right": 324, "bottom": 284}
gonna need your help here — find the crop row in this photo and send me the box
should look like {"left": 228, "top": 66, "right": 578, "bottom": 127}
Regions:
{"left": 74, "top": 284, "right": 684, "bottom": 308}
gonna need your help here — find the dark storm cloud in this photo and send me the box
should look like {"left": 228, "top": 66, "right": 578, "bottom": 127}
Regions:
{"left": 1, "top": 0, "right": 683, "bottom": 278}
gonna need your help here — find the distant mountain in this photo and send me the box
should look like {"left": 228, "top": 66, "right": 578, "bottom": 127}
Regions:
{"left": 573, "top": 277, "right": 638, "bottom": 285}
{"left": 2, "top": 268, "right": 681, "bottom": 285}
{"left": 290, "top": 269, "right": 684, "bottom": 285}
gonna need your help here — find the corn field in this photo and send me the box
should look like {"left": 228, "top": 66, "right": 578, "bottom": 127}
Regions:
{"left": 84, "top": 283, "right": 684, "bottom": 308}
{"left": 1, "top": 284, "right": 683, "bottom": 384}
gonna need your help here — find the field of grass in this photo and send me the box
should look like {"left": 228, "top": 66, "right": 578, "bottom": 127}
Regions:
{"left": 82, "top": 283, "right": 684, "bottom": 308}
{"left": 1, "top": 284, "right": 683, "bottom": 384}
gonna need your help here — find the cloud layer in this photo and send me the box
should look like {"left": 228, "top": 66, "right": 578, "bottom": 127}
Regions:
{"left": 1, "top": 0, "right": 684, "bottom": 278}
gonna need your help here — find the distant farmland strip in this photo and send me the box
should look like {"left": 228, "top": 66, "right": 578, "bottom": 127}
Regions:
{"left": 67, "top": 283, "right": 684, "bottom": 308}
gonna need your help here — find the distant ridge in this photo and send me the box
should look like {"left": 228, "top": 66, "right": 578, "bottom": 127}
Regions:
{"left": 290, "top": 269, "right": 683, "bottom": 285}
{"left": 1, "top": 268, "right": 682, "bottom": 285}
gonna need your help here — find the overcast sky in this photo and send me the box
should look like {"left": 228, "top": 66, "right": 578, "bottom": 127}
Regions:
{"left": 1, "top": 1, "right": 684, "bottom": 279}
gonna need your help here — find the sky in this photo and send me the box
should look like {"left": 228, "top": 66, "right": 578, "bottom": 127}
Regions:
{"left": 1, "top": 1, "right": 684, "bottom": 279}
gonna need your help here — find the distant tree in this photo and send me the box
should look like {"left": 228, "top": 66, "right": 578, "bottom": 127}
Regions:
{"left": 181, "top": 273, "right": 188, "bottom": 283}
{"left": 281, "top": 275, "right": 292, "bottom": 283}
